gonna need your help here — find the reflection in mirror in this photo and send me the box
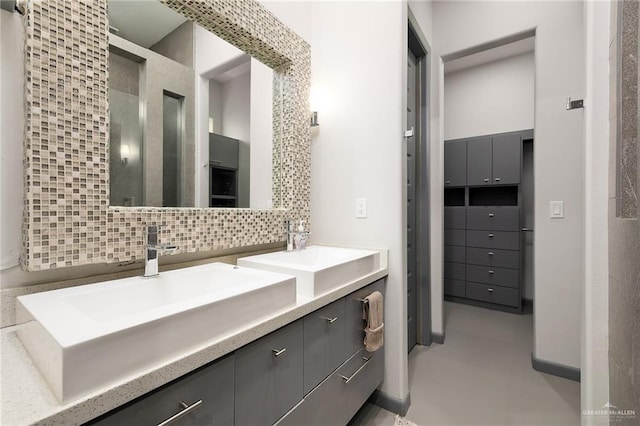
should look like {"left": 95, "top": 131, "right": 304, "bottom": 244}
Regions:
{"left": 107, "top": 0, "right": 275, "bottom": 208}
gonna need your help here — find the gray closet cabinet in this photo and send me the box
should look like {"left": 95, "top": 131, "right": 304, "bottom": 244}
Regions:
{"left": 444, "top": 130, "right": 529, "bottom": 313}
{"left": 466, "top": 133, "right": 521, "bottom": 186}
{"left": 444, "top": 139, "right": 467, "bottom": 186}
{"left": 88, "top": 279, "right": 385, "bottom": 426}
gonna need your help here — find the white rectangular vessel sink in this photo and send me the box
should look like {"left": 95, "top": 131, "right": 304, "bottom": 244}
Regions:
{"left": 16, "top": 263, "right": 296, "bottom": 403}
{"left": 238, "top": 245, "right": 380, "bottom": 300}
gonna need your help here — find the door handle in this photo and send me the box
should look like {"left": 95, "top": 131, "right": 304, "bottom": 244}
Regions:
{"left": 271, "top": 348, "right": 287, "bottom": 357}
{"left": 320, "top": 316, "right": 338, "bottom": 324}
{"left": 157, "top": 400, "right": 203, "bottom": 426}
{"left": 339, "top": 357, "right": 372, "bottom": 384}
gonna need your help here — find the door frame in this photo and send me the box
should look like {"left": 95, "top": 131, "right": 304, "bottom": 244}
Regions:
{"left": 408, "top": 10, "right": 432, "bottom": 347}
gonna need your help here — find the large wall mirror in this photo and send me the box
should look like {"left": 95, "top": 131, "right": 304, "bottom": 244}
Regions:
{"left": 108, "top": 0, "right": 278, "bottom": 209}
{"left": 22, "top": 0, "right": 310, "bottom": 271}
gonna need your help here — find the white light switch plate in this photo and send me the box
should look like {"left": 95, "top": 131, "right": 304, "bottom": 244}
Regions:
{"left": 550, "top": 201, "right": 564, "bottom": 219}
{"left": 356, "top": 198, "right": 367, "bottom": 218}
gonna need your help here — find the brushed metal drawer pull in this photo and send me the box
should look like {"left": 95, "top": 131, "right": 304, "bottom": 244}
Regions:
{"left": 488, "top": 213, "right": 494, "bottom": 217}
{"left": 488, "top": 252, "right": 494, "bottom": 256}
{"left": 445, "top": 180, "right": 451, "bottom": 184}
{"left": 488, "top": 270, "right": 494, "bottom": 274}
{"left": 272, "top": 348, "right": 287, "bottom": 357}
{"left": 320, "top": 316, "right": 338, "bottom": 324}
{"left": 488, "top": 233, "right": 494, "bottom": 238}
{"left": 494, "top": 177, "right": 501, "bottom": 182}
{"left": 339, "top": 357, "right": 372, "bottom": 384}
{"left": 488, "top": 288, "right": 494, "bottom": 293}
{"left": 483, "top": 178, "right": 490, "bottom": 182}
{"left": 157, "top": 400, "right": 203, "bottom": 426}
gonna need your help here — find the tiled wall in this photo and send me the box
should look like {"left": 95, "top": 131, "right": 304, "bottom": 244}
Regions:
{"left": 609, "top": 0, "right": 640, "bottom": 422}
{"left": 21, "top": 0, "right": 311, "bottom": 271}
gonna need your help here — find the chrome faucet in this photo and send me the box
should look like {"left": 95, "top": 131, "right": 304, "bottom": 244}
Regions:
{"left": 144, "top": 225, "right": 177, "bottom": 277}
{"left": 285, "top": 219, "right": 295, "bottom": 251}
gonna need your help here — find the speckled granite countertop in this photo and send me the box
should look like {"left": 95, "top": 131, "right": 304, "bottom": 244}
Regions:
{"left": 1, "top": 260, "right": 388, "bottom": 426}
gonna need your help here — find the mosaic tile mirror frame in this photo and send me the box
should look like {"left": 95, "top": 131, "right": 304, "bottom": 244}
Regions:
{"left": 22, "top": 0, "right": 311, "bottom": 271}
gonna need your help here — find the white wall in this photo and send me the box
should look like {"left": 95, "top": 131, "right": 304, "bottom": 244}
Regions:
{"left": 582, "top": 0, "right": 609, "bottom": 420}
{"left": 0, "top": 9, "right": 24, "bottom": 271}
{"left": 195, "top": 26, "right": 272, "bottom": 209}
{"left": 249, "top": 58, "right": 274, "bottom": 209}
{"left": 432, "top": 1, "right": 585, "bottom": 369}
{"left": 309, "top": 0, "right": 410, "bottom": 405}
{"left": 444, "top": 51, "right": 534, "bottom": 140}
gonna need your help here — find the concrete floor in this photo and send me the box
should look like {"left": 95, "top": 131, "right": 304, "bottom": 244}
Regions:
{"left": 350, "top": 302, "right": 581, "bottom": 425}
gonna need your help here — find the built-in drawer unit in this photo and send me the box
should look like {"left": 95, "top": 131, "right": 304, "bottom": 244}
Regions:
{"left": 444, "top": 279, "right": 465, "bottom": 298}
{"left": 276, "top": 347, "right": 384, "bottom": 426}
{"left": 444, "top": 245, "right": 466, "bottom": 264}
{"left": 444, "top": 229, "right": 466, "bottom": 247}
{"left": 444, "top": 207, "right": 466, "bottom": 229}
{"left": 466, "top": 264, "right": 519, "bottom": 288}
{"left": 303, "top": 298, "right": 346, "bottom": 395}
{"left": 466, "top": 247, "right": 519, "bottom": 269}
{"left": 89, "top": 354, "right": 235, "bottom": 426}
{"left": 465, "top": 282, "right": 519, "bottom": 307}
{"left": 466, "top": 207, "right": 520, "bottom": 231}
{"left": 235, "top": 319, "right": 304, "bottom": 426}
{"left": 466, "top": 230, "right": 520, "bottom": 251}
{"left": 444, "top": 262, "right": 466, "bottom": 281}
{"left": 345, "top": 279, "right": 384, "bottom": 358}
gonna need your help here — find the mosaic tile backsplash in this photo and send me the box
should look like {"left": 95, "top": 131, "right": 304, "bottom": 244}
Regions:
{"left": 22, "top": 0, "right": 311, "bottom": 271}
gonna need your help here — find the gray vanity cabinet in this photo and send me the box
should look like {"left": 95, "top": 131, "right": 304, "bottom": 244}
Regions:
{"left": 235, "top": 319, "right": 304, "bottom": 426}
{"left": 444, "top": 140, "right": 467, "bottom": 186}
{"left": 89, "top": 354, "right": 235, "bottom": 426}
{"left": 303, "top": 298, "right": 346, "bottom": 395}
{"left": 87, "top": 279, "right": 386, "bottom": 426}
{"left": 209, "top": 133, "right": 239, "bottom": 169}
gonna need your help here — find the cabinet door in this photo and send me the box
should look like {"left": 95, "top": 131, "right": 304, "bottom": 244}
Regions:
{"left": 466, "top": 137, "right": 492, "bottom": 186}
{"left": 209, "top": 134, "right": 239, "bottom": 169}
{"left": 90, "top": 355, "right": 235, "bottom": 426}
{"left": 444, "top": 140, "right": 467, "bottom": 186}
{"left": 492, "top": 133, "right": 521, "bottom": 184}
{"left": 235, "top": 320, "right": 304, "bottom": 426}
{"left": 303, "top": 298, "right": 346, "bottom": 395}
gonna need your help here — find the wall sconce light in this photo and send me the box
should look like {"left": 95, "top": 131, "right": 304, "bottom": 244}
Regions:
{"left": 310, "top": 111, "right": 319, "bottom": 127}
{"left": 120, "top": 145, "right": 129, "bottom": 165}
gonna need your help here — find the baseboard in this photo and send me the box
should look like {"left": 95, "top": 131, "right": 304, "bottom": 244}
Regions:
{"left": 432, "top": 331, "right": 445, "bottom": 344}
{"left": 531, "top": 353, "right": 581, "bottom": 382}
{"left": 369, "top": 389, "right": 411, "bottom": 416}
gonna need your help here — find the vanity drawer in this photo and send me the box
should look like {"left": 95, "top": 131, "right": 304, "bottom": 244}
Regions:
{"left": 466, "top": 247, "right": 519, "bottom": 269}
{"left": 444, "top": 207, "right": 466, "bottom": 229}
{"left": 235, "top": 319, "right": 303, "bottom": 426}
{"left": 89, "top": 354, "right": 235, "bottom": 426}
{"left": 276, "top": 348, "right": 383, "bottom": 426}
{"left": 304, "top": 298, "right": 346, "bottom": 395}
{"left": 444, "top": 279, "right": 465, "bottom": 298}
{"left": 466, "top": 230, "right": 519, "bottom": 250}
{"left": 444, "top": 245, "right": 466, "bottom": 264}
{"left": 444, "top": 262, "right": 466, "bottom": 281}
{"left": 345, "top": 279, "right": 385, "bottom": 358}
{"left": 466, "top": 207, "right": 520, "bottom": 231}
{"left": 466, "top": 264, "right": 519, "bottom": 288}
{"left": 444, "top": 229, "right": 466, "bottom": 247}
{"left": 465, "top": 282, "right": 520, "bottom": 307}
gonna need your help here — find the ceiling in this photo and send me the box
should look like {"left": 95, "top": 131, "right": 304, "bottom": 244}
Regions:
{"left": 108, "top": 0, "right": 187, "bottom": 48}
{"left": 444, "top": 37, "right": 535, "bottom": 75}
